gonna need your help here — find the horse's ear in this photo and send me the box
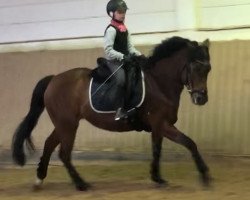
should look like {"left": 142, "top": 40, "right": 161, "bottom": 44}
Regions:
{"left": 202, "top": 39, "right": 210, "bottom": 48}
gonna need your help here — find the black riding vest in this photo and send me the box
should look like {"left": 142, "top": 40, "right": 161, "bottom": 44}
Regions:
{"left": 105, "top": 24, "right": 129, "bottom": 56}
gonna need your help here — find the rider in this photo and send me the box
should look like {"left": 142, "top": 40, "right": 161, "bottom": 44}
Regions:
{"left": 104, "top": 0, "right": 142, "bottom": 121}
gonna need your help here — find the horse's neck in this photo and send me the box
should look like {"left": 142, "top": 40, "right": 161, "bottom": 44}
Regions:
{"left": 145, "top": 58, "right": 185, "bottom": 104}
{"left": 146, "top": 73, "right": 183, "bottom": 105}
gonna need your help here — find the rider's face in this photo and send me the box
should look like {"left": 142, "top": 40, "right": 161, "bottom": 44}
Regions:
{"left": 113, "top": 10, "right": 126, "bottom": 22}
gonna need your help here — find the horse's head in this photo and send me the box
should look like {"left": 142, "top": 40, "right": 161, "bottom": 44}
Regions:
{"left": 183, "top": 39, "right": 211, "bottom": 105}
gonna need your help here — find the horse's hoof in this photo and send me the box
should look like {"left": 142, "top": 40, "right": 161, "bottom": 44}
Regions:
{"left": 152, "top": 176, "right": 168, "bottom": 186}
{"left": 76, "top": 182, "right": 91, "bottom": 191}
{"left": 200, "top": 172, "right": 212, "bottom": 188}
{"left": 33, "top": 178, "right": 43, "bottom": 191}
{"left": 33, "top": 184, "right": 43, "bottom": 191}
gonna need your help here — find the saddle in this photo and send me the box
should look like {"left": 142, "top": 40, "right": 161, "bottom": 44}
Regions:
{"left": 89, "top": 56, "right": 146, "bottom": 114}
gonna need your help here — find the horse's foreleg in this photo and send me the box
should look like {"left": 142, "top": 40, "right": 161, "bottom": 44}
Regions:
{"left": 162, "top": 123, "right": 211, "bottom": 186}
{"left": 150, "top": 133, "right": 166, "bottom": 185}
{"left": 58, "top": 125, "right": 90, "bottom": 191}
{"left": 34, "top": 130, "right": 59, "bottom": 189}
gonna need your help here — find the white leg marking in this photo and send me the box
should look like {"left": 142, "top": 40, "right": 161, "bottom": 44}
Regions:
{"left": 35, "top": 178, "right": 43, "bottom": 186}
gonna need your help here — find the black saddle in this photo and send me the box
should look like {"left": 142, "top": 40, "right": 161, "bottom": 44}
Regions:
{"left": 90, "top": 58, "right": 111, "bottom": 83}
{"left": 89, "top": 56, "right": 146, "bottom": 113}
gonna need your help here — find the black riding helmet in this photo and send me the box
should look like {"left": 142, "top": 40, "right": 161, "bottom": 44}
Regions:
{"left": 106, "top": 0, "right": 128, "bottom": 17}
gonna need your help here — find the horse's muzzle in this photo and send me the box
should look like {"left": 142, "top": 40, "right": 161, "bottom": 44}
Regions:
{"left": 191, "top": 90, "right": 208, "bottom": 105}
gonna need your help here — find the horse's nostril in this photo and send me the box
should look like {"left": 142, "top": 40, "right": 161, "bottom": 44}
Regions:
{"left": 197, "top": 96, "right": 202, "bottom": 102}
{"left": 198, "top": 95, "right": 208, "bottom": 104}
{"left": 192, "top": 92, "right": 208, "bottom": 105}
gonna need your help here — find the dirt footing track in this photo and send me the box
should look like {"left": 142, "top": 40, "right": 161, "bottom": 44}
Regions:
{"left": 1, "top": 158, "right": 250, "bottom": 200}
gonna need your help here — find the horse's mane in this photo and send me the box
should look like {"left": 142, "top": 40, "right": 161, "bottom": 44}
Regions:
{"left": 147, "top": 36, "right": 198, "bottom": 65}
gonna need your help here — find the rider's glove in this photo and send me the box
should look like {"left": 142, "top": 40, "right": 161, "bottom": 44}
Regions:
{"left": 123, "top": 54, "right": 134, "bottom": 63}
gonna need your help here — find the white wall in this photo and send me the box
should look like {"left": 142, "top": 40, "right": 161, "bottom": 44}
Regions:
{"left": 0, "top": 0, "right": 177, "bottom": 43}
{"left": 0, "top": 0, "right": 109, "bottom": 43}
{"left": 199, "top": 0, "right": 250, "bottom": 29}
{"left": 1, "top": 0, "right": 250, "bottom": 52}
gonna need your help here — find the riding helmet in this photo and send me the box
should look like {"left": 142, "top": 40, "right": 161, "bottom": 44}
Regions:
{"left": 106, "top": 0, "right": 128, "bottom": 17}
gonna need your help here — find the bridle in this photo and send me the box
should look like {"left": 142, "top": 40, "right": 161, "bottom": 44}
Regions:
{"left": 182, "top": 60, "right": 208, "bottom": 94}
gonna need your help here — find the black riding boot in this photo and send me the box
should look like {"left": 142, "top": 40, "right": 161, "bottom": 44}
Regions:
{"left": 114, "top": 91, "right": 128, "bottom": 121}
{"left": 114, "top": 65, "right": 135, "bottom": 121}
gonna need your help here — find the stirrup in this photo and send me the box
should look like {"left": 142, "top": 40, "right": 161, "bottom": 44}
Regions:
{"left": 115, "top": 108, "right": 128, "bottom": 121}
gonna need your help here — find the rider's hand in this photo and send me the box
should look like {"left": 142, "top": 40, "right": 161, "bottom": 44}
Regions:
{"left": 139, "top": 54, "right": 146, "bottom": 59}
{"left": 123, "top": 54, "right": 133, "bottom": 63}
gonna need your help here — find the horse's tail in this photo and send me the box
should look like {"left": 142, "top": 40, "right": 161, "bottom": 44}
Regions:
{"left": 12, "top": 75, "right": 54, "bottom": 166}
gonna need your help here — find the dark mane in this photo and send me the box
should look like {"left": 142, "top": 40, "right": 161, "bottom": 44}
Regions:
{"left": 148, "top": 36, "right": 197, "bottom": 65}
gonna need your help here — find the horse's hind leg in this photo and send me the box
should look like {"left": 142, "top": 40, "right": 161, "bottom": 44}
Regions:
{"left": 162, "top": 123, "right": 211, "bottom": 186}
{"left": 58, "top": 124, "right": 90, "bottom": 191}
{"left": 34, "top": 129, "right": 59, "bottom": 189}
